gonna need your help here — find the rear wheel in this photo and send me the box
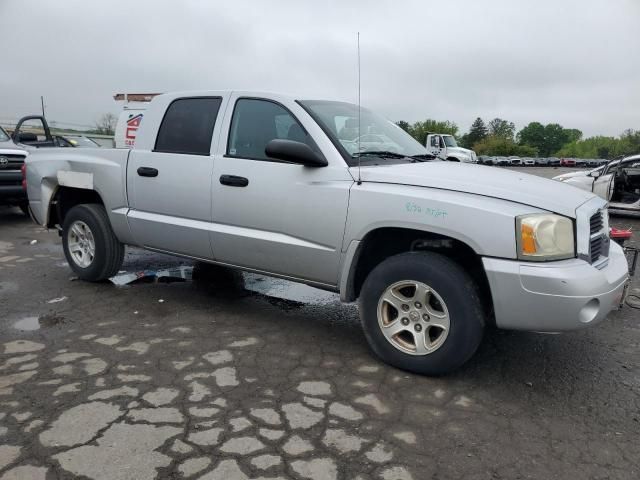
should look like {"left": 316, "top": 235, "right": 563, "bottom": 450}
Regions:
{"left": 62, "top": 204, "right": 124, "bottom": 281}
{"left": 359, "top": 251, "right": 485, "bottom": 375}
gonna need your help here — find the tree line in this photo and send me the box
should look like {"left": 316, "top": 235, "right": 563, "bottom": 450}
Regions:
{"left": 397, "top": 117, "right": 640, "bottom": 159}
{"left": 91, "top": 113, "right": 118, "bottom": 136}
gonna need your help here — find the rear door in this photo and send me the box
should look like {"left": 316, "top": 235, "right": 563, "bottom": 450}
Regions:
{"left": 127, "top": 96, "right": 225, "bottom": 258}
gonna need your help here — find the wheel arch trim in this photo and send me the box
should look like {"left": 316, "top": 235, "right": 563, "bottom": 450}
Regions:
{"left": 339, "top": 225, "right": 486, "bottom": 303}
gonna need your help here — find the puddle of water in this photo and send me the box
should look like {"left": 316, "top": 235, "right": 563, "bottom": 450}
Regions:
{"left": 0, "top": 282, "right": 19, "bottom": 295}
{"left": 12, "top": 313, "right": 68, "bottom": 331}
{"left": 13, "top": 316, "right": 40, "bottom": 331}
{"left": 112, "top": 260, "right": 339, "bottom": 307}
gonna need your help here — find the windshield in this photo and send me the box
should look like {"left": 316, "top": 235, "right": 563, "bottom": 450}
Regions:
{"left": 299, "top": 100, "right": 430, "bottom": 165}
{"left": 591, "top": 159, "right": 619, "bottom": 175}
{"left": 443, "top": 135, "right": 458, "bottom": 148}
{"left": 0, "top": 127, "right": 9, "bottom": 142}
{"left": 65, "top": 136, "right": 100, "bottom": 147}
{"left": 600, "top": 157, "right": 640, "bottom": 174}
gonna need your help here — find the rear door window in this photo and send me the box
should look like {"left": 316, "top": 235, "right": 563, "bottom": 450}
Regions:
{"left": 155, "top": 97, "right": 222, "bottom": 155}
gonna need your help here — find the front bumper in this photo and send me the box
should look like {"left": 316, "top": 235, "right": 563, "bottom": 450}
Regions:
{"left": 483, "top": 241, "right": 630, "bottom": 332}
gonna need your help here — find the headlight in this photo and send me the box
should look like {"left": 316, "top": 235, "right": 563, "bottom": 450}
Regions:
{"left": 516, "top": 214, "right": 575, "bottom": 261}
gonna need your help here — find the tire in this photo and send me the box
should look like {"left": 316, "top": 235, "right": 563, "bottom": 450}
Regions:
{"left": 61, "top": 204, "right": 125, "bottom": 282}
{"left": 19, "top": 203, "right": 29, "bottom": 216}
{"left": 359, "top": 251, "right": 485, "bottom": 375}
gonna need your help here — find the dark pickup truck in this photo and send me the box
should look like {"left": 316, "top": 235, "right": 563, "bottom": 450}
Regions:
{"left": 0, "top": 125, "right": 28, "bottom": 214}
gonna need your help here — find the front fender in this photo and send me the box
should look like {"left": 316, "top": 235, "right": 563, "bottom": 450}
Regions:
{"left": 342, "top": 182, "right": 543, "bottom": 259}
{"left": 26, "top": 158, "right": 72, "bottom": 226}
{"left": 562, "top": 177, "right": 594, "bottom": 193}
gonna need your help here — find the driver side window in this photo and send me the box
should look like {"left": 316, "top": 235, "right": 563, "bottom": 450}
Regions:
{"left": 227, "top": 98, "right": 314, "bottom": 161}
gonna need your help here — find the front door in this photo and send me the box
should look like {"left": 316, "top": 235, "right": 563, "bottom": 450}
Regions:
{"left": 593, "top": 172, "right": 615, "bottom": 201}
{"left": 210, "top": 96, "right": 352, "bottom": 286}
{"left": 426, "top": 135, "right": 446, "bottom": 159}
{"left": 609, "top": 159, "right": 640, "bottom": 208}
{"left": 127, "top": 96, "right": 224, "bottom": 259}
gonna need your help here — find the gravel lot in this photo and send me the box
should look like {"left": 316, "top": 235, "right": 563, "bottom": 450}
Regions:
{"left": 0, "top": 166, "right": 639, "bottom": 480}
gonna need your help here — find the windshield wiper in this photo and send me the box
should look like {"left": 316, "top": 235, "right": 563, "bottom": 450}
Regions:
{"left": 409, "top": 154, "right": 439, "bottom": 162}
{"left": 352, "top": 150, "right": 408, "bottom": 159}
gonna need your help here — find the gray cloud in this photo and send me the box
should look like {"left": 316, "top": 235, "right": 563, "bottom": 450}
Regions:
{"left": 1, "top": 0, "right": 638, "bottom": 136}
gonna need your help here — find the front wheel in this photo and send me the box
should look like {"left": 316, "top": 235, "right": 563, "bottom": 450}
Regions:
{"left": 359, "top": 252, "right": 485, "bottom": 375}
{"left": 62, "top": 204, "right": 125, "bottom": 281}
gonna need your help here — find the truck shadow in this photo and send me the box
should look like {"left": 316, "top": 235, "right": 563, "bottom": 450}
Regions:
{"left": 115, "top": 250, "right": 627, "bottom": 389}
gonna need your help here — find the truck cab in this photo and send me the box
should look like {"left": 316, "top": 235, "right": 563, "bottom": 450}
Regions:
{"left": 425, "top": 133, "right": 477, "bottom": 163}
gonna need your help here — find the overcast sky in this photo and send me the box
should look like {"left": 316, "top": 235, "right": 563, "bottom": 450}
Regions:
{"left": 1, "top": 0, "right": 638, "bottom": 137}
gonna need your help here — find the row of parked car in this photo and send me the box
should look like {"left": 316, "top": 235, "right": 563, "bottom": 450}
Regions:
{"left": 477, "top": 156, "right": 608, "bottom": 168}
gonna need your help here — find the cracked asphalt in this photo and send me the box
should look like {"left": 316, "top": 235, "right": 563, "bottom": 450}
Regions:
{"left": 1, "top": 167, "right": 639, "bottom": 480}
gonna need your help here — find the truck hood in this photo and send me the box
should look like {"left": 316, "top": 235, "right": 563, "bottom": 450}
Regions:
{"left": 0, "top": 140, "right": 24, "bottom": 153}
{"left": 0, "top": 139, "right": 28, "bottom": 155}
{"left": 448, "top": 146, "right": 473, "bottom": 155}
{"left": 352, "top": 162, "right": 595, "bottom": 217}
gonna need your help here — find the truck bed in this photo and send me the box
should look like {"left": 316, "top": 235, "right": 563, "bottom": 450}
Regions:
{"left": 25, "top": 147, "right": 131, "bottom": 228}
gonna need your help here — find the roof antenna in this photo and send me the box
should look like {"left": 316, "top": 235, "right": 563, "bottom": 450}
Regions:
{"left": 357, "top": 32, "right": 362, "bottom": 185}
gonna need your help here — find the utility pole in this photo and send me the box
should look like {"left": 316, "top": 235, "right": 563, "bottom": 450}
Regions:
{"left": 41, "top": 96, "right": 46, "bottom": 118}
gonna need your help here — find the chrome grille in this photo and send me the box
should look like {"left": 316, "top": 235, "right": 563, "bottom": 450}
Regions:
{"left": 590, "top": 236, "right": 604, "bottom": 263}
{"left": 0, "top": 153, "right": 26, "bottom": 169}
{"left": 588, "top": 210, "right": 609, "bottom": 265}
{"left": 576, "top": 198, "right": 609, "bottom": 265}
{"left": 589, "top": 211, "right": 603, "bottom": 233}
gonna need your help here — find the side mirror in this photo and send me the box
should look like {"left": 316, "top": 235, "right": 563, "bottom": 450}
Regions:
{"left": 590, "top": 170, "right": 601, "bottom": 178}
{"left": 265, "top": 139, "right": 328, "bottom": 167}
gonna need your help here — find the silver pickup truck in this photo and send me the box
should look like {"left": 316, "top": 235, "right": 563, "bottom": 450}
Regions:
{"left": 25, "top": 91, "right": 630, "bottom": 375}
